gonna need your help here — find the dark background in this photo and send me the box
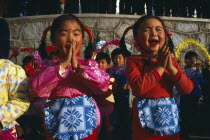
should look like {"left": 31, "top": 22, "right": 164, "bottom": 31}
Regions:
{"left": 1, "top": 0, "right": 210, "bottom": 18}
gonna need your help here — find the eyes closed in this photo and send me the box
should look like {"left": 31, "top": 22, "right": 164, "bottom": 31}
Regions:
{"left": 58, "top": 29, "right": 82, "bottom": 37}
{"left": 143, "top": 26, "right": 163, "bottom": 33}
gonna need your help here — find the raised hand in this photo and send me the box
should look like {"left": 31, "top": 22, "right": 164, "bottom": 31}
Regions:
{"left": 60, "top": 39, "right": 74, "bottom": 69}
{"left": 157, "top": 45, "right": 170, "bottom": 68}
{"left": 71, "top": 40, "right": 79, "bottom": 69}
{"left": 166, "top": 53, "right": 178, "bottom": 76}
{"left": 155, "top": 45, "right": 170, "bottom": 75}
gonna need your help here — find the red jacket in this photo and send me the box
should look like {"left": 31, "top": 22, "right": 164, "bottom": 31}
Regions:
{"left": 126, "top": 55, "right": 194, "bottom": 140}
{"left": 126, "top": 55, "right": 193, "bottom": 99}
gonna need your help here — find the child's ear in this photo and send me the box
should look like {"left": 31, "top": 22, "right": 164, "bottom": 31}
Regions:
{"left": 108, "top": 64, "right": 110, "bottom": 68}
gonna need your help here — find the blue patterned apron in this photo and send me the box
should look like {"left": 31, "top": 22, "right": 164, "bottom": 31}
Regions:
{"left": 136, "top": 97, "right": 180, "bottom": 136}
{"left": 44, "top": 95, "right": 97, "bottom": 140}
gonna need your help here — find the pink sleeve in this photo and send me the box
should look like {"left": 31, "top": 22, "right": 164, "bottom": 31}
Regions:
{"left": 76, "top": 59, "right": 110, "bottom": 95}
{"left": 30, "top": 59, "right": 110, "bottom": 98}
{"left": 30, "top": 64, "right": 70, "bottom": 98}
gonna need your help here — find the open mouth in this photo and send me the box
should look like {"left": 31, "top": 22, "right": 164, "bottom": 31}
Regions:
{"left": 148, "top": 39, "right": 159, "bottom": 46}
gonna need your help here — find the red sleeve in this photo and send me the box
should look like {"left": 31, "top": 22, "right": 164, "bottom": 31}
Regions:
{"left": 172, "top": 58, "right": 194, "bottom": 95}
{"left": 126, "top": 56, "right": 161, "bottom": 98}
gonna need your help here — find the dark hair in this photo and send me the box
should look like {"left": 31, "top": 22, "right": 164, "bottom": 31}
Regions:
{"left": 120, "top": 15, "right": 174, "bottom": 55}
{"left": 50, "top": 14, "right": 94, "bottom": 60}
{"left": 120, "top": 32, "right": 131, "bottom": 57}
{"left": 185, "top": 51, "right": 198, "bottom": 60}
{"left": 111, "top": 48, "right": 125, "bottom": 60}
{"left": 96, "top": 52, "right": 111, "bottom": 64}
{"left": 22, "top": 55, "right": 33, "bottom": 66}
{"left": 133, "top": 15, "right": 166, "bottom": 38}
{"left": 170, "top": 51, "right": 175, "bottom": 55}
{"left": 37, "top": 40, "right": 48, "bottom": 60}
{"left": 50, "top": 14, "right": 84, "bottom": 40}
{"left": 84, "top": 41, "right": 95, "bottom": 60}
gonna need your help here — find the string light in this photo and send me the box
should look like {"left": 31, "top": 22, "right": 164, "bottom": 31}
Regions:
{"left": 174, "top": 39, "right": 210, "bottom": 64}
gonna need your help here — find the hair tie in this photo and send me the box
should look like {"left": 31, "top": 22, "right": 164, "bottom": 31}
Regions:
{"left": 41, "top": 26, "right": 51, "bottom": 41}
{"left": 119, "top": 26, "right": 133, "bottom": 57}
{"left": 84, "top": 26, "right": 93, "bottom": 41}
{"left": 164, "top": 28, "right": 172, "bottom": 39}
{"left": 123, "top": 26, "right": 133, "bottom": 36}
{"left": 10, "top": 48, "right": 33, "bottom": 61}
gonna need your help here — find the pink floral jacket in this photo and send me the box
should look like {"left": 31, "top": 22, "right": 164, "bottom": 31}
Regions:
{"left": 29, "top": 58, "right": 110, "bottom": 126}
{"left": 30, "top": 58, "right": 110, "bottom": 99}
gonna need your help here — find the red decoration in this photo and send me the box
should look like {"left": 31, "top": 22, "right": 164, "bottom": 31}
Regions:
{"left": 123, "top": 26, "right": 133, "bottom": 36}
{"left": 0, "top": 127, "right": 23, "bottom": 140}
{"left": 60, "top": 0, "right": 66, "bottom": 4}
{"left": 41, "top": 26, "right": 51, "bottom": 41}
{"left": 10, "top": 48, "right": 33, "bottom": 61}
{"left": 164, "top": 28, "right": 172, "bottom": 39}
{"left": 76, "top": 52, "right": 81, "bottom": 57}
{"left": 20, "top": 48, "right": 33, "bottom": 53}
{"left": 12, "top": 49, "right": 18, "bottom": 54}
{"left": 23, "top": 62, "right": 34, "bottom": 76}
{"left": 11, "top": 49, "right": 19, "bottom": 59}
{"left": 46, "top": 45, "right": 57, "bottom": 53}
{"left": 84, "top": 26, "right": 93, "bottom": 41}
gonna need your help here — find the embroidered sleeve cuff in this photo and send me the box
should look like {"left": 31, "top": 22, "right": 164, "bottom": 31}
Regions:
{"left": 153, "top": 68, "right": 162, "bottom": 81}
{"left": 172, "top": 70, "right": 181, "bottom": 82}
{"left": 58, "top": 65, "right": 69, "bottom": 78}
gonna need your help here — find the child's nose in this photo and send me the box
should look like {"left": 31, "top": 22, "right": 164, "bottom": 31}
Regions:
{"left": 99, "top": 63, "right": 103, "bottom": 68}
{"left": 67, "top": 34, "right": 74, "bottom": 43}
{"left": 151, "top": 29, "right": 157, "bottom": 37}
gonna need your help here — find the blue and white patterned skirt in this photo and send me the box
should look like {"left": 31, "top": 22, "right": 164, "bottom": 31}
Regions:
{"left": 136, "top": 97, "right": 180, "bottom": 136}
{"left": 44, "top": 95, "right": 97, "bottom": 140}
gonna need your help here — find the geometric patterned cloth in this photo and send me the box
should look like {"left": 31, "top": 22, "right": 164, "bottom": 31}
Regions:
{"left": 136, "top": 97, "right": 180, "bottom": 136}
{"left": 44, "top": 95, "right": 97, "bottom": 140}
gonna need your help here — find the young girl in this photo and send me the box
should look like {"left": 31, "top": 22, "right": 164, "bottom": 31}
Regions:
{"left": 29, "top": 14, "right": 110, "bottom": 140}
{"left": 120, "top": 15, "right": 194, "bottom": 140}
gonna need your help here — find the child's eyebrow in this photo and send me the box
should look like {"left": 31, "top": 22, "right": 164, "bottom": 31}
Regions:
{"left": 156, "top": 26, "right": 163, "bottom": 28}
{"left": 144, "top": 26, "right": 151, "bottom": 29}
{"left": 58, "top": 29, "right": 68, "bottom": 32}
{"left": 144, "top": 26, "right": 163, "bottom": 29}
{"left": 58, "top": 29, "right": 81, "bottom": 32}
{"left": 73, "top": 29, "right": 82, "bottom": 32}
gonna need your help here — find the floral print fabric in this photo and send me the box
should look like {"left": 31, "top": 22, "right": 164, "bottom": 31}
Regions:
{"left": 0, "top": 59, "right": 29, "bottom": 128}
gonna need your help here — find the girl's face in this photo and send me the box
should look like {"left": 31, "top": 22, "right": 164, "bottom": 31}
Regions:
{"left": 52, "top": 20, "right": 83, "bottom": 58}
{"left": 135, "top": 18, "right": 165, "bottom": 54}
